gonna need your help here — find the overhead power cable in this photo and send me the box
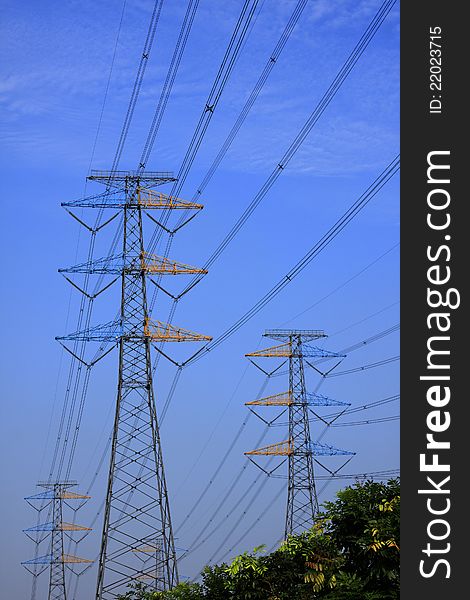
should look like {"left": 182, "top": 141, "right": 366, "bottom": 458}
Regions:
{"left": 217, "top": 484, "right": 285, "bottom": 563}
{"left": 176, "top": 375, "right": 271, "bottom": 535}
{"left": 279, "top": 244, "right": 399, "bottom": 327}
{"left": 330, "top": 415, "right": 399, "bottom": 426}
{"left": 325, "top": 355, "right": 399, "bottom": 377}
{"left": 143, "top": 0, "right": 399, "bottom": 428}
{"left": 322, "top": 394, "right": 399, "bottom": 420}
{"left": 108, "top": 0, "right": 165, "bottom": 178}
{"left": 146, "top": 0, "right": 260, "bottom": 261}
{"left": 178, "top": 0, "right": 398, "bottom": 297}
{"left": 183, "top": 155, "right": 400, "bottom": 365}
{"left": 188, "top": 0, "right": 309, "bottom": 204}
{"left": 181, "top": 456, "right": 275, "bottom": 565}
{"left": 138, "top": 0, "right": 200, "bottom": 170}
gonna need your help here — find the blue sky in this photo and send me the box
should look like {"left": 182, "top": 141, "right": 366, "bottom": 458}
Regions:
{"left": 0, "top": 0, "right": 399, "bottom": 597}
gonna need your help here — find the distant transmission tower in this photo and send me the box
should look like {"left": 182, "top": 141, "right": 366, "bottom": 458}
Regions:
{"left": 22, "top": 481, "right": 91, "bottom": 600}
{"left": 57, "top": 171, "right": 211, "bottom": 598}
{"left": 245, "top": 329, "right": 354, "bottom": 537}
{"left": 132, "top": 538, "right": 164, "bottom": 589}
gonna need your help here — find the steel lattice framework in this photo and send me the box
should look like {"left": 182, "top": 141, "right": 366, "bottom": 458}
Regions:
{"left": 58, "top": 171, "right": 211, "bottom": 599}
{"left": 245, "top": 330, "right": 354, "bottom": 537}
{"left": 22, "top": 482, "right": 91, "bottom": 600}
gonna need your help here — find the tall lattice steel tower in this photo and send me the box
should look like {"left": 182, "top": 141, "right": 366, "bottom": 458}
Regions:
{"left": 22, "top": 481, "right": 91, "bottom": 600}
{"left": 245, "top": 329, "right": 354, "bottom": 537}
{"left": 57, "top": 171, "right": 211, "bottom": 598}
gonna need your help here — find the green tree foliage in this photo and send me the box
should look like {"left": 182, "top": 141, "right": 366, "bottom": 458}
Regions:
{"left": 118, "top": 479, "right": 399, "bottom": 600}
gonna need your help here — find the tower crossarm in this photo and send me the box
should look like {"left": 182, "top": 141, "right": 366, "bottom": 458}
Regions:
{"left": 137, "top": 188, "right": 203, "bottom": 210}
{"left": 142, "top": 253, "right": 207, "bottom": 275}
{"left": 246, "top": 343, "right": 345, "bottom": 359}
{"left": 245, "top": 343, "right": 292, "bottom": 358}
{"left": 60, "top": 253, "right": 207, "bottom": 276}
{"left": 136, "top": 572, "right": 159, "bottom": 581}
{"left": 24, "top": 522, "right": 91, "bottom": 532}
{"left": 61, "top": 554, "right": 93, "bottom": 564}
{"left": 58, "top": 491, "right": 91, "bottom": 500}
{"left": 22, "top": 554, "right": 92, "bottom": 565}
{"left": 131, "top": 546, "right": 160, "bottom": 553}
{"left": 144, "top": 319, "right": 212, "bottom": 342}
{"left": 245, "top": 391, "right": 349, "bottom": 407}
{"left": 245, "top": 440, "right": 293, "bottom": 456}
{"left": 60, "top": 522, "right": 92, "bottom": 531}
{"left": 264, "top": 329, "right": 326, "bottom": 341}
{"left": 310, "top": 442, "right": 355, "bottom": 456}
{"left": 302, "top": 344, "right": 346, "bottom": 359}
{"left": 245, "top": 391, "right": 292, "bottom": 406}
{"left": 87, "top": 170, "right": 176, "bottom": 188}
{"left": 305, "top": 393, "right": 350, "bottom": 407}
{"left": 56, "top": 321, "right": 123, "bottom": 343}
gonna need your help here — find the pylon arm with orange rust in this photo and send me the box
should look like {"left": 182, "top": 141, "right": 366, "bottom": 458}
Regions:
{"left": 246, "top": 390, "right": 349, "bottom": 408}
{"left": 142, "top": 253, "right": 207, "bottom": 275}
{"left": 24, "top": 522, "right": 91, "bottom": 533}
{"left": 246, "top": 343, "right": 292, "bottom": 358}
{"left": 62, "top": 554, "right": 93, "bottom": 564}
{"left": 245, "top": 391, "right": 292, "bottom": 406}
{"left": 246, "top": 342, "right": 345, "bottom": 359}
{"left": 137, "top": 188, "right": 203, "bottom": 210}
{"left": 22, "top": 553, "right": 92, "bottom": 565}
{"left": 144, "top": 319, "right": 212, "bottom": 342}
{"left": 245, "top": 440, "right": 293, "bottom": 456}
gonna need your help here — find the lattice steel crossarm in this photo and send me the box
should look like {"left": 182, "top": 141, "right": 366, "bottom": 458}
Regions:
{"left": 137, "top": 188, "right": 203, "bottom": 210}
{"left": 88, "top": 170, "right": 176, "bottom": 188}
{"left": 144, "top": 319, "right": 212, "bottom": 342}
{"left": 24, "top": 522, "right": 91, "bottom": 533}
{"left": 310, "top": 442, "right": 355, "bottom": 456}
{"left": 245, "top": 440, "right": 293, "bottom": 456}
{"left": 246, "top": 343, "right": 345, "bottom": 359}
{"left": 57, "top": 319, "right": 211, "bottom": 344}
{"left": 264, "top": 329, "right": 327, "bottom": 341}
{"left": 22, "top": 554, "right": 92, "bottom": 565}
{"left": 62, "top": 188, "right": 203, "bottom": 211}
{"left": 60, "top": 253, "right": 207, "bottom": 276}
{"left": 245, "top": 391, "right": 350, "bottom": 407}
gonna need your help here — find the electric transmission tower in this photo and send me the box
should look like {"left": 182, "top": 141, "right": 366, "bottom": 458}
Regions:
{"left": 245, "top": 329, "right": 354, "bottom": 537}
{"left": 57, "top": 171, "right": 211, "bottom": 598}
{"left": 22, "top": 481, "right": 91, "bottom": 600}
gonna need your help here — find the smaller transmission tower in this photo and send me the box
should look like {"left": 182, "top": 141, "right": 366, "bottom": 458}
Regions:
{"left": 132, "top": 539, "right": 164, "bottom": 589}
{"left": 22, "top": 481, "right": 92, "bottom": 600}
{"left": 245, "top": 329, "right": 354, "bottom": 538}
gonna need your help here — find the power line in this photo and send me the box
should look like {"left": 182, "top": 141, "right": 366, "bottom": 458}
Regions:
{"left": 331, "top": 415, "right": 399, "bottom": 426}
{"left": 175, "top": 375, "right": 270, "bottom": 535}
{"left": 184, "top": 155, "right": 400, "bottom": 364}
{"left": 279, "top": 244, "right": 399, "bottom": 327}
{"left": 217, "top": 484, "right": 285, "bottom": 564}
{"left": 138, "top": 0, "right": 200, "bottom": 170}
{"left": 146, "top": 0, "right": 260, "bottom": 264}
{"left": 178, "top": 0, "right": 398, "bottom": 298}
{"left": 322, "top": 394, "right": 400, "bottom": 420}
{"left": 139, "top": 1, "right": 399, "bottom": 434}
{"left": 325, "top": 355, "right": 399, "bottom": 377}
{"left": 189, "top": 0, "right": 309, "bottom": 204}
